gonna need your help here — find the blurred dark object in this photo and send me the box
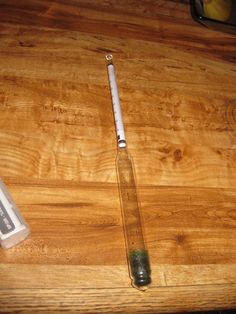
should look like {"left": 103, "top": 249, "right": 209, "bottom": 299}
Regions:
{"left": 190, "top": 0, "right": 236, "bottom": 34}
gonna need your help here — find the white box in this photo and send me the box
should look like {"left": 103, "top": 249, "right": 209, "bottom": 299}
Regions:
{"left": 0, "top": 180, "right": 30, "bottom": 249}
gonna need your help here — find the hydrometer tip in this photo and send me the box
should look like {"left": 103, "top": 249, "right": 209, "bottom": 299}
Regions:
{"left": 105, "top": 54, "right": 113, "bottom": 65}
{"left": 130, "top": 250, "right": 151, "bottom": 289}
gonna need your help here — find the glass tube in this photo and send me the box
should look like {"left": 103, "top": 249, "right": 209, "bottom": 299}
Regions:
{"left": 116, "top": 148, "right": 151, "bottom": 289}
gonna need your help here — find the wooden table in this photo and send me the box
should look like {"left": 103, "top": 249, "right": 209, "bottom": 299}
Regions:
{"left": 0, "top": 1, "right": 236, "bottom": 312}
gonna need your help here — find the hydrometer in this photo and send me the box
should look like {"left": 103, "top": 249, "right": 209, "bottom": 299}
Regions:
{"left": 106, "top": 54, "right": 151, "bottom": 289}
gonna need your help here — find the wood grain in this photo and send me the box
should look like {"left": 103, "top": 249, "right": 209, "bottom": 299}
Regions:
{"left": 1, "top": 286, "right": 236, "bottom": 314}
{"left": 0, "top": 0, "right": 236, "bottom": 313}
{"left": 0, "top": 25, "right": 235, "bottom": 187}
{"left": 0, "top": 179, "right": 236, "bottom": 266}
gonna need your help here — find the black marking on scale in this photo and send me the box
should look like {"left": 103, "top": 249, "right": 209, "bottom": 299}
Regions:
{"left": 118, "top": 139, "right": 126, "bottom": 145}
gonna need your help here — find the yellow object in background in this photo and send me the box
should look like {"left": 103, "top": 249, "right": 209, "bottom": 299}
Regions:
{"left": 203, "top": 0, "right": 232, "bottom": 22}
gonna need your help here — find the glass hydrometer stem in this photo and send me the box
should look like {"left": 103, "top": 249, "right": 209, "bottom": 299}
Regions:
{"left": 106, "top": 54, "right": 151, "bottom": 289}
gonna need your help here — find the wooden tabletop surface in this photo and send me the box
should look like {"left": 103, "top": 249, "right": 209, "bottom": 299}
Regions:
{"left": 0, "top": 0, "right": 236, "bottom": 313}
